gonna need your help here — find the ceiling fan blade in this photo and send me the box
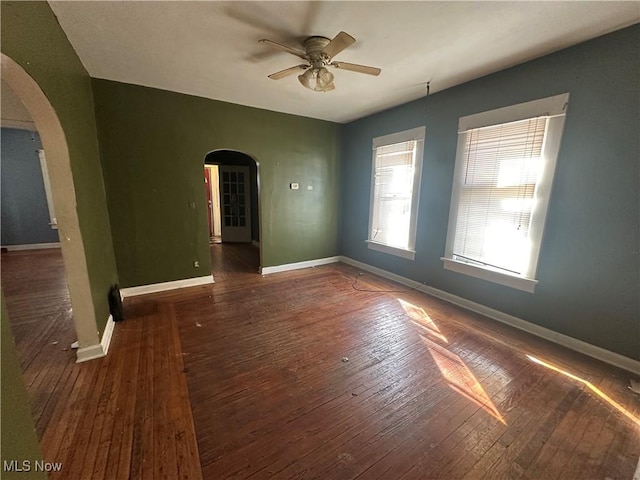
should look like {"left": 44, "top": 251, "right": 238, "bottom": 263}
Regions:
{"left": 259, "top": 39, "right": 307, "bottom": 60}
{"left": 322, "top": 31, "right": 355, "bottom": 58}
{"left": 268, "top": 64, "right": 309, "bottom": 80}
{"left": 330, "top": 61, "right": 381, "bottom": 76}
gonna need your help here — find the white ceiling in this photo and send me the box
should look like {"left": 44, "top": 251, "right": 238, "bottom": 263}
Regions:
{"left": 48, "top": 1, "right": 639, "bottom": 124}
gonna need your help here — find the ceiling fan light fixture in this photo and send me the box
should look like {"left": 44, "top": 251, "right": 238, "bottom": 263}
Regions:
{"left": 262, "top": 31, "right": 381, "bottom": 93}
{"left": 322, "top": 82, "right": 336, "bottom": 92}
{"left": 298, "top": 68, "right": 314, "bottom": 89}
{"left": 317, "top": 67, "right": 334, "bottom": 88}
{"left": 299, "top": 67, "right": 335, "bottom": 92}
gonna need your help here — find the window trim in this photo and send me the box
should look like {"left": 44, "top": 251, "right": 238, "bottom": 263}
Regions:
{"left": 37, "top": 149, "right": 58, "bottom": 230}
{"left": 367, "top": 126, "right": 425, "bottom": 260}
{"left": 442, "top": 93, "right": 569, "bottom": 292}
{"left": 366, "top": 241, "right": 416, "bottom": 260}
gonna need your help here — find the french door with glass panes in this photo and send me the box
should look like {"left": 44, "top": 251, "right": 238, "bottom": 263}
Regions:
{"left": 219, "top": 165, "right": 251, "bottom": 242}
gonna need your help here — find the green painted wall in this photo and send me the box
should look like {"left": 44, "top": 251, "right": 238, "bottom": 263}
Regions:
{"left": 1, "top": 292, "right": 47, "bottom": 479}
{"left": 340, "top": 25, "right": 640, "bottom": 360}
{"left": 1, "top": 1, "right": 118, "bottom": 334}
{"left": 92, "top": 80, "right": 339, "bottom": 288}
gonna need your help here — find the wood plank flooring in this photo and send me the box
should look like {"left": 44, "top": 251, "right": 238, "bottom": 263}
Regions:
{"left": 1, "top": 249, "right": 202, "bottom": 480}
{"left": 173, "top": 245, "right": 639, "bottom": 480}
{"left": 2, "top": 245, "right": 639, "bottom": 479}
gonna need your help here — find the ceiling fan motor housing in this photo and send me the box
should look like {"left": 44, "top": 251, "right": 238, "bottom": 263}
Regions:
{"left": 304, "top": 36, "right": 332, "bottom": 67}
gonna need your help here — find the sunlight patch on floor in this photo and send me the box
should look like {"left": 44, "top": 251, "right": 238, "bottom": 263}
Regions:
{"left": 398, "top": 297, "right": 506, "bottom": 425}
{"left": 527, "top": 355, "right": 640, "bottom": 428}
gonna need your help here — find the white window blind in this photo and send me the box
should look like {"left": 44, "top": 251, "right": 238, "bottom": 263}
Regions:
{"left": 443, "top": 93, "right": 569, "bottom": 292}
{"left": 452, "top": 117, "right": 548, "bottom": 274}
{"left": 370, "top": 140, "right": 417, "bottom": 250}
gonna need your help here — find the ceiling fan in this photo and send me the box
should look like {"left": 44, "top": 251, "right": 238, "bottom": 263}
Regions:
{"left": 259, "top": 31, "right": 381, "bottom": 92}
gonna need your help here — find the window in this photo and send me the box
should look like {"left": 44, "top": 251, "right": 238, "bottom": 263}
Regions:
{"left": 368, "top": 126, "right": 425, "bottom": 260}
{"left": 442, "top": 94, "right": 569, "bottom": 292}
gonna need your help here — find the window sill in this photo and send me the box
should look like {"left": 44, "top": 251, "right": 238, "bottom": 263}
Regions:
{"left": 367, "top": 241, "right": 415, "bottom": 260}
{"left": 441, "top": 257, "right": 538, "bottom": 293}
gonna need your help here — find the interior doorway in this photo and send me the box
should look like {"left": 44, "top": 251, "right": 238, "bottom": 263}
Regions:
{"left": 1, "top": 53, "right": 102, "bottom": 360}
{"left": 204, "top": 149, "right": 261, "bottom": 274}
{"left": 0, "top": 83, "right": 77, "bottom": 377}
{"left": 205, "top": 163, "right": 254, "bottom": 243}
{"left": 204, "top": 150, "right": 260, "bottom": 246}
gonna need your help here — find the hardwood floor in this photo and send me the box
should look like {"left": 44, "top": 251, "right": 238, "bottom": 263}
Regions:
{"left": 1, "top": 249, "right": 202, "bottom": 480}
{"left": 2, "top": 245, "right": 639, "bottom": 479}
{"left": 176, "top": 245, "right": 640, "bottom": 480}
{"left": 1, "top": 249, "right": 76, "bottom": 438}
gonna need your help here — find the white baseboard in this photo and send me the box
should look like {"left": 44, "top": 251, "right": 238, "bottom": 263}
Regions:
{"left": 260, "top": 256, "right": 341, "bottom": 275}
{"left": 2, "top": 242, "right": 60, "bottom": 251}
{"left": 252, "top": 240, "right": 260, "bottom": 248}
{"left": 76, "top": 343, "right": 105, "bottom": 363}
{"left": 100, "top": 314, "right": 115, "bottom": 356}
{"left": 75, "top": 314, "right": 113, "bottom": 363}
{"left": 339, "top": 256, "right": 640, "bottom": 375}
{"left": 120, "top": 274, "right": 214, "bottom": 299}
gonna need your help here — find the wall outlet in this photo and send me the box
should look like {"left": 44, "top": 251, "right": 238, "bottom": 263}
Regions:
{"left": 307, "top": 185, "right": 313, "bottom": 190}
{"left": 290, "top": 182, "right": 299, "bottom": 190}
{"left": 193, "top": 261, "right": 200, "bottom": 268}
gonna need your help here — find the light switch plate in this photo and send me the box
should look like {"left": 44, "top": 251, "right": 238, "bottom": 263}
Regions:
{"left": 290, "top": 183, "right": 299, "bottom": 190}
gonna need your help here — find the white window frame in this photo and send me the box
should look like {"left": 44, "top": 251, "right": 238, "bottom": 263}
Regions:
{"left": 37, "top": 149, "right": 58, "bottom": 229}
{"left": 367, "top": 126, "right": 425, "bottom": 260}
{"left": 442, "top": 93, "right": 569, "bottom": 293}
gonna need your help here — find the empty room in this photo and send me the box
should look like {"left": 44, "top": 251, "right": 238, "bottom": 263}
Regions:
{"left": 1, "top": 1, "right": 638, "bottom": 479}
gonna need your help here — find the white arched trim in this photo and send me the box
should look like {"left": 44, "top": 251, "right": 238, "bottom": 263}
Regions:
{"left": 1, "top": 54, "right": 107, "bottom": 362}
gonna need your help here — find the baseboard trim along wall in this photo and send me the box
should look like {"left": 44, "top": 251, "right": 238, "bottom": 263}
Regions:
{"left": 339, "top": 256, "right": 640, "bottom": 375}
{"left": 76, "top": 314, "right": 114, "bottom": 363}
{"left": 100, "top": 313, "right": 115, "bottom": 356}
{"left": 260, "top": 256, "right": 341, "bottom": 275}
{"left": 2, "top": 242, "right": 61, "bottom": 251}
{"left": 120, "top": 274, "right": 215, "bottom": 299}
{"left": 99, "top": 253, "right": 638, "bottom": 373}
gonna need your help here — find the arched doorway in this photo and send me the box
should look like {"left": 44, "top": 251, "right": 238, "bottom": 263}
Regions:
{"left": 1, "top": 54, "right": 103, "bottom": 361}
{"left": 204, "top": 150, "right": 262, "bottom": 273}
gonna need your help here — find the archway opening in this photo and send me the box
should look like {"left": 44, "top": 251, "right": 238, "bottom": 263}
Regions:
{"left": 204, "top": 150, "right": 261, "bottom": 275}
{"left": 1, "top": 54, "right": 102, "bottom": 362}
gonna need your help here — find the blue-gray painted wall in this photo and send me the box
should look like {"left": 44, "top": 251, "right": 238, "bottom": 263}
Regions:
{"left": 339, "top": 25, "right": 639, "bottom": 360}
{"left": 1, "top": 128, "right": 59, "bottom": 246}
